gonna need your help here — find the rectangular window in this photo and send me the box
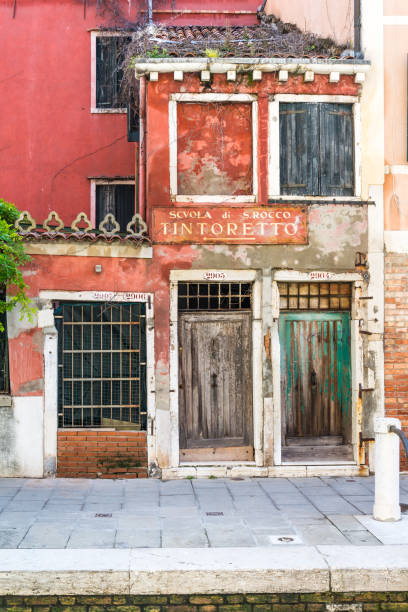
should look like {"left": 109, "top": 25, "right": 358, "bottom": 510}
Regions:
{"left": 279, "top": 102, "right": 354, "bottom": 197}
{"left": 0, "top": 291, "right": 9, "bottom": 394}
{"left": 95, "top": 35, "right": 130, "bottom": 109}
{"left": 95, "top": 183, "right": 135, "bottom": 233}
{"left": 55, "top": 301, "right": 147, "bottom": 430}
{"left": 178, "top": 282, "right": 252, "bottom": 311}
{"left": 278, "top": 282, "right": 352, "bottom": 311}
{"left": 169, "top": 93, "right": 258, "bottom": 203}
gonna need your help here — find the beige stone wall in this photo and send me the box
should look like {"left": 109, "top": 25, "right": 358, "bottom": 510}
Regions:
{"left": 265, "top": 0, "right": 353, "bottom": 46}
{"left": 384, "top": 0, "right": 408, "bottom": 230}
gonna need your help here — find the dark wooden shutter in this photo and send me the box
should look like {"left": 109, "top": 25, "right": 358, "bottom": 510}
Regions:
{"left": 114, "top": 185, "right": 135, "bottom": 231}
{"left": 96, "top": 184, "right": 135, "bottom": 233}
{"left": 96, "top": 37, "right": 117, "bottom": 108}
{"left": 280, "top": 103, "right": 319, "bottom": 196}
{"left": 127, "top": 102, "right": 139, "bottom": 142}
{"left": 319, "top": 103, "right": 354, "bottom": 197}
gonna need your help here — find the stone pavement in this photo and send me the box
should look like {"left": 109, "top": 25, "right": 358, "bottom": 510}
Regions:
{"left": 0, "top": 475, "right": 407, "bottom": 549}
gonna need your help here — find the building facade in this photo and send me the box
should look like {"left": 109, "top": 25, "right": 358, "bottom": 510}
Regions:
{"left": 0, "top": 0, "right": 388, "bottom": 478}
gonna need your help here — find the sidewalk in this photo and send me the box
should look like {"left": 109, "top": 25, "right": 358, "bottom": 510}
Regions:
{"left": 0, "top": 475, "right": 406, "bottom": 549}
{"left": 0, "top": 476, "right": 408, "bottom": 598}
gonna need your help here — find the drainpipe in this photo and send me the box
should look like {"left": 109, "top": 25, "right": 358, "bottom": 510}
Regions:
{"left": 147, "top": 0, "right": 153, "bottom": 26}
{"left": 138, "top": 75, "right": 146, "bottom": 223}
{"left": 354, "top": 0, "right": 361, "bottom": 54}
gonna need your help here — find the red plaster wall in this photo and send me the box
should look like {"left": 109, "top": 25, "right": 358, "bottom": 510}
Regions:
{"left": 0, "top": 0, "right": 135, "bottom": 227}
{"left": 146, "top": 73, "right": 360, "bottom": 212}
{"left": 384, "top": 253, "right": 408, "bottom": 470}
{"left": 57, "top": 430, "right": 148, "bottom": 478}
{"left": 177, "top": 102, "right": 253, "bottom": 196}
{"left": 13, "top": 248, "right": 198, "bottom": 397}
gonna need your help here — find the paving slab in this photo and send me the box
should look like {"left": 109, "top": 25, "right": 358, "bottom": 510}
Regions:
{"left": 295, "top": 520, "right": 350, "bottom": 545}
{"left": 0, "top": 476, "right": 405, "bottom": 553}
{"left": 162, "top": 529, "right": 209, "bottom": 548}
{"left": 18, "top": 525, "right": 72, "bottom": 549}
{"left": 206, "top": 527, "right": 256, "bottom": 547}
{"left": 356, "top": 514, "right": 408, "bottom": 544}
{"left": 344, "top": 531, "right": 381, "bottom": 545}
{"left": 326, "top": 514, "right": 369, "bottom": 532}
{"left": 67, "top": 529, "right": 116, "bottom": 549}
{"left": 115, "top": 529, "right": 161, "bottom": 548}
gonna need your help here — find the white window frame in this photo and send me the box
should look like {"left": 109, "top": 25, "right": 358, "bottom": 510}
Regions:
{"left": 169, "top": 93, "right": 258, "bottom": 204}
{"left": 90, "top": 179, "right": 135, "bottom": 228}
{"left": 169, "top": 269, "right": 263, "bottom": 467}
{"left": 268, "top": 94, "right": 361, "bottom": 201}
{"left": 39, "top": 290, "right": 157, "bottom": 473}
{"left": 91, "top": 31, "right": 128, "bottom": 114}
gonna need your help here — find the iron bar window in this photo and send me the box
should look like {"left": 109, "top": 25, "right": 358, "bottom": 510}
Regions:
{"left": 277, "top": 282, "right": 352, "bottom": 311}
{"left": 178, "top": 282, "right": 251, "bottom": 311}
{"left": 55, "top": 302, "right": 147, "bottom": 429}
{"left": 95, "top": 36, "right": 130, "bottom": 109}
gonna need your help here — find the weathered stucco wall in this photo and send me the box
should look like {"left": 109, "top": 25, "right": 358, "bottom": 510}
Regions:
{"left": 265, "top": 0, "right": 354, "bottom": 46}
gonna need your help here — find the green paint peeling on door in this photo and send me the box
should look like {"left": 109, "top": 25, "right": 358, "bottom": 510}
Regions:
{"left": 279, "top": 312, "right": 351, "bottom": 439}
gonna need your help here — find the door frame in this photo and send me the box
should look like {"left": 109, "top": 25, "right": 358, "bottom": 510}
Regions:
{"left": 38, "top": 290, "right": 156, "bottom": 475}
{"left": 272, "top": 271, "right": 364, "bottom": 466}
{"left": 169, "top": 270, "right": 263, "bottom": 467}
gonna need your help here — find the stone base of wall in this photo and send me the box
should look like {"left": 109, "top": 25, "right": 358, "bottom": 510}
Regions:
{"left": 3, "top": 592, "right": 408, "bottom": 611}
{"left": 385, "top": 252, "right": 408, "bottom": 471}
{"left": 57, "top": 430, "right": 148, "bottom": 478}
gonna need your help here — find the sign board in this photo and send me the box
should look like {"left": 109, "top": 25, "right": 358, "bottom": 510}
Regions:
{"left": 152, "top": 207, "right": 308, "bottom": 245}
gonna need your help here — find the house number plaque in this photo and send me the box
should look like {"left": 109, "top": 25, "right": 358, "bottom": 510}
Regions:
{"left": 152, "top": 207, "right": 308, "bottom": 245}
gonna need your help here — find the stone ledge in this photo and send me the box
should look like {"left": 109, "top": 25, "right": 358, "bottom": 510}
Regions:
{"left": 0, "top": 547, "right": 407, "bottom": 596}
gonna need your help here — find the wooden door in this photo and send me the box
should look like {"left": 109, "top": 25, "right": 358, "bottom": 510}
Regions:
{"left": 279, "top": 312, "right": 351, "bottom": 440}
{"left": 179, "top": 312, "right": 253, "bottom": 462}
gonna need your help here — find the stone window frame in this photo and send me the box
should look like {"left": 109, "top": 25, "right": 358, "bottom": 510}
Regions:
{"left": 90, "top": 31, "right": 128, "bottom": 114}
{"left": 268, "top": 94, "right": 362, "bottom": 201}
{"left": 90, "top": 178, "right": 135, "bottom": 228}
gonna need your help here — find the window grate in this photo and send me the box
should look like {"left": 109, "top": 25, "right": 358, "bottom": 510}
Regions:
{"left": 178, "top": 282, "right": 251, "bottom": 311}
{"left": 277, "top": 282, "right": 351, "bottom": 311}
{"left": 95, "top": 36, "right": 130, "bottom": 109}
{"left": 55, "top": 302, "right": 147, "bottom": 429}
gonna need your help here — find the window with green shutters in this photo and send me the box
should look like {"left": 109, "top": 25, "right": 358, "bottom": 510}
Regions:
{"left": 279, "top": 102, "right": 354, "bottom": 197}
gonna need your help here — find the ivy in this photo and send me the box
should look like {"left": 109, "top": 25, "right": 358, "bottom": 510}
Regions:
{"left": 0, "top": 199, "right": 35, "bottom": 330}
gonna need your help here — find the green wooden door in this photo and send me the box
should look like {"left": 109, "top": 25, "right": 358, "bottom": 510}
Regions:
{"left": 279, "top": 312, "right": 351, "bottom": 439}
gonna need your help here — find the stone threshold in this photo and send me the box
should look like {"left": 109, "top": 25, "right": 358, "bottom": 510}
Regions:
{"left": 1, "top": 546, "right": 407, "bottom": 595}
{"left": 162, "top": 465, "right": 368, "bottom": 478}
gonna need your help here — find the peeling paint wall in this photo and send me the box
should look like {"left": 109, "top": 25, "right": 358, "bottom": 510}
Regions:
{"left": 0, "top": 0, "right": 382, "bottom": 477}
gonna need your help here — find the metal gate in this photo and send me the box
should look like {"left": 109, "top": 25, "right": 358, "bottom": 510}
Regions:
{"left": 55, "top": 302, "right": 147, "bottom": 429}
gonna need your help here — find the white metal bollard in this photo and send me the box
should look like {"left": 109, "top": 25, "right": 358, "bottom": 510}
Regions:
{"left": 373, "top": 417, "right": 401, "bottom": 522}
